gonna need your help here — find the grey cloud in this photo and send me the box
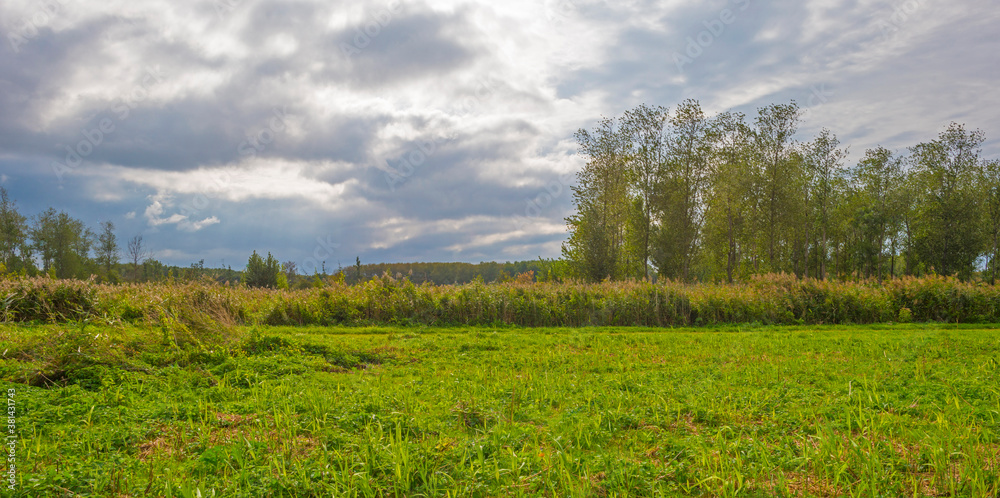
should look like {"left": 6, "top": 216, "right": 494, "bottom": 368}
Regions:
{"left": 330, "top": 10, "right": 484, "bottom": 88}
{"left": 1, "top": 0, "right": 998, "bottom": 268}
{"left": 237, "top": 1, "right": 485, "bottom": 89}
{"left": 2, "top": 1, "right": 490, "bottom": 176}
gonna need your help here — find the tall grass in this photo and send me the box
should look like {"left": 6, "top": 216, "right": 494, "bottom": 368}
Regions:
{"left": 1, "top": 273, "right": 997, "bottom": 327}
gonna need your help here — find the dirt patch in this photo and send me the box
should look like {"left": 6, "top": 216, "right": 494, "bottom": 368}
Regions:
{"left": 137, "top": 413, "right": 317, "bottom": 462}
{"left": 752, "top": 471, "right": 841, "bottom": 497}
{"left": 138, "top": 436, "right": 176, "bottom": 461}
{"left": 668, "top": 413, "right": 701, "bottom": 435}
{"left": 215, "top": 412, "right": 255, "bottom": 426}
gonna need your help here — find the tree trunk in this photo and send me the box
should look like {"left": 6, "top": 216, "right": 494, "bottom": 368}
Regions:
{"left": 990, "top": 230, "right": 1000, "bottom": 285}
{"left": 799, "top": 186, "right": 810, "bottom": 280}
{"left": 643, "top": 207, "right": 650, "bottom": 280}
{"left": 876, "top": 228, "right": 883, "bottom": 281}
{"left": 820, "top": 225, "right": 827, "bottom": 281}
{"left": 889, "top": 237, "right": 896, "bottom": 280}
{"left": 834, "top": 241, "right": 840, "bottom": 280}
{"left": 726, "top": 204, "right": 735, "bottom": 284}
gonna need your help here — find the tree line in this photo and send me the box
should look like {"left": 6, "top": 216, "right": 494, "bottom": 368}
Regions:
{"left": 334, "top": 259, "right": 568, "bottom": 286}
{"left": 1, "top": 187, "right": 119, "bottom": 280}
{"left": 562, "top": 100, "right": 1000, "bottom": 283}
{"left": 0, "top": 188, "right": 247, "bottom": 283}
{"left": 0, "top": 189, "right": 565, "bottom": 287}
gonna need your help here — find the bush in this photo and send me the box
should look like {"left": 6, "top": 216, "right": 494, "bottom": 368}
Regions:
{"left": 1, "top": 274, "right": 997, "bottom": 328}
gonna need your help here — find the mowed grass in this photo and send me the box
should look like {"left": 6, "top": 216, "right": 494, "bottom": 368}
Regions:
{"left": 1, "top": 324, "right": 999, "bottom": 497}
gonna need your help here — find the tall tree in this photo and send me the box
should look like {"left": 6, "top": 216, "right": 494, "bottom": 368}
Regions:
{"left": 563, "top": 102, "right": 998, "bottom": 283}
{"left": 0, "top": 187, "right": 33, "bottom": 273}
{"left": 30, "top": 209, "right": 94, "bottom": 279}
{"left": 243, "top": 250, "right": 282, "bottom": 288}
{"left": 908, "top": 122, "right": 985, "bottom": 278}
{"left": 654, "top": 99, "right": 712, "bottom": 280}
{"left": 752, "top": 102, "right": 801, "bottom": 272}
{"left": 563, "top": 116, "right": 635, "bottom": 281}
{"left": 804, "top": 129, "right": 848, "bottom": 280}
{"left": 622, "top": 104, "right": 668, "bottom": 279}
{"left": 981, "top": 159, "right": 1000, "bottom": 284}
{"left": 96, "top": 221, "right": 119, "bottom": 279}
{"left": 895, "top": 171, "right": 922, "bottom": 277}
{"left": 282, "top": 260, "right": 298, "bottom": 283}
{"left": 704, "top": 111, "right": 752, "bottom": 283}
{"left": 127, "top": 234, "right": 150, "bottom": 281}
{"left": 850, "top": 146, "right": 904, "bottom": 279}
{"left": 781, "top": 150, "right": 811, "bottom": 277}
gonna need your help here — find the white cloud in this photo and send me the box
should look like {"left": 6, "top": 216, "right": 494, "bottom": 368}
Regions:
{"left": 142, "top": 192, "right": 220, "bottom": 232}
{"left": 1, "top": 0, "right": 998, "bottom": 266}
{"left": 87, "top": 159, "right": 360, "bottom": 212}
{"left": 183, "top": 216, "right": 221, "bottom": 232}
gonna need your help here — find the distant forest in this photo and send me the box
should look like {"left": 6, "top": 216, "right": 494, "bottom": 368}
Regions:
{"left": 336, "top": 259, "right": 568, "bottom": 286}
{"left": 0, "top": 189, "right": 558, "bottom": 287}
{"left": 563, "top": 100, "right": 1000, "bottom": 283}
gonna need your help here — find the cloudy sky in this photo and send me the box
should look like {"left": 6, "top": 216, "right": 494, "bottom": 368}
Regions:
{"left": 1, "top": 0, "right": 998, "bottom": 272}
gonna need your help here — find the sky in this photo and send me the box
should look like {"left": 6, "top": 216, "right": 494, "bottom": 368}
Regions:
{"left": 1, "top": 0, "right": 998, "bottom": 273}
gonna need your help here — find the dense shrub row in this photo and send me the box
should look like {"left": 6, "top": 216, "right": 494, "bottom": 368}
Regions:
{"left": 1, "top": 274, "right": 997, "bottom": 327}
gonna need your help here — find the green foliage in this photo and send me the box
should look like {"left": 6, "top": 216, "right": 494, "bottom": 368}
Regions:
{"left": 908, "top": 123, "right": 987, "bottom": 278}
{"left": 848, "top": 146, "right": 905, "bottom": 279}
{"left": 564, "top": 115, "right": 638, "bottom": 281}
{"left": 96, "top": 220, "right": 119, "bottom": 279}
{"left": 567, "top": 100, "right": 998, "bottom": 282}
{"left": 1, "top": 274, "right": 998, "bottom": 328}
{"left": 338, "top": 260, "right": 557, "bottom": 285}
{"left": 983, "top": 159, "right": 1000, "bottom": 284}
{"left": 0, "top": 278, "right": 98, "bottom": 322}
{"left": 622, "top": 103, "right": 669, "bottom": 279}
{"left": 655, "top": 99, "right": 713, "bottom": 280}
{"left": 242, "top": 251, "right": 282, "bottom": 289}
{"left": 2, "top": 323, "right": 999, "bottom": 496}
{"left": 30, "top": 208, "right": 94, "bottom": 279}
{"left": 0, "top": 187, "right": 33, "bottom": 274}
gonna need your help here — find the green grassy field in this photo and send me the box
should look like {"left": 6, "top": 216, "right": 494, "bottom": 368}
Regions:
{"left": 1, "top": 324, "right": 998, "bottom": 497}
